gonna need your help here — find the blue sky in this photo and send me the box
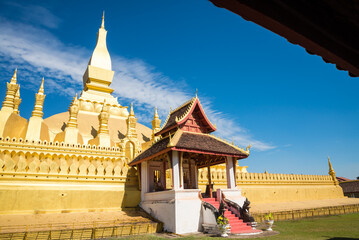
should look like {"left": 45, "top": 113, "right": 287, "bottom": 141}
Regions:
{"left": 0, "top": 0, "right": 358, "bottom": 179}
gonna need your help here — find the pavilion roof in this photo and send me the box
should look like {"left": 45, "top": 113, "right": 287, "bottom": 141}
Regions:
{"left": 336, "top": 176, "right": 352, "bottom": 182}
{"left": 339, "top": 180, "right": 359, "bottom": 194}
{"left": 128, "top": 129, "right": 249, "bottom": 166}
{"left": 156, "top": 96, "right": 216, "bottom": 136}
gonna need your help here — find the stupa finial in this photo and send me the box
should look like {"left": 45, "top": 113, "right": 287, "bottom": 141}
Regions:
{"left": 154, "top": 107, "right": 159, "bottom": 118}
{"left": 101, "top": 11, "right": 105, "bottom": 29}
{"left": 10, "top": 68, "right": 17, "bottom": 84}
{"left": 13, "top": 85, "right": 21, "bottom": 115}
{"left": 129, "top": 103, "right": 135, "bottom": 116}
{"left": 31, "top": 78, "right": 46, "bottom": 118}
{"left": 151, "top": 107, "right": 161, "bottom": 139}
{"left": 38, "top": 77, "right": 45, "bottom": 95}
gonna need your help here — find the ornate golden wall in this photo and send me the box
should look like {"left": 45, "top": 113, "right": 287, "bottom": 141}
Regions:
{"left": 0, "top": 137, "right": 140, "bottom": 214}
{"left": 198, "top": 165, "right": 344, "bottom": 204}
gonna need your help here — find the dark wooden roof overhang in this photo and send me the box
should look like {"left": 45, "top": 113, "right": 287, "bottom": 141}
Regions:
{"left": 209, "top": 0, "right": 359, "bottom": 77}
{"left": 339, "top": 180, "right": 359, "bottom": 194}
{"left": 128, "top": 131, "right": 248, "bottom": 166}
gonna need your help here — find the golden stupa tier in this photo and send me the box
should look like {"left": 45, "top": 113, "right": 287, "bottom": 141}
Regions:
{"left": 77, "top": 98, "right": 129, "bottom": 117}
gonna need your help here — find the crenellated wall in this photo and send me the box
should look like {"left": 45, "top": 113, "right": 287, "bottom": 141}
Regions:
{"left": 197, "top": 164, "right": 344, "bottom": 204}
{"left": 0, "top": 137, "right": 141, "bottom": 214}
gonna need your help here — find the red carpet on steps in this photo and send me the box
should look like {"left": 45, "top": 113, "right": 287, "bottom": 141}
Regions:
{"left": 202, "top": 198, "right": 262, "bottom": 234}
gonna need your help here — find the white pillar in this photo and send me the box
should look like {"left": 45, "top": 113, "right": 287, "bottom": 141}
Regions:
{"left": 141, "top": 161, "right": 149, "bottom": 200}
{"left": 172, "top": 151, "right": 183, "bottom": 190}
{"left": 226, "top": 156, "right": 236, "bottom": 189}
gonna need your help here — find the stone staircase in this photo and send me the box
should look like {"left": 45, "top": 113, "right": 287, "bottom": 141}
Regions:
{"left": 202, "top": 198, "right": 261, "bottom": 234}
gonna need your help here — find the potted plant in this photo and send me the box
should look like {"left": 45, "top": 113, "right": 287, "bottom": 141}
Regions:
{"left": 217, "top": 214, "right": 230, "bottom": 237}
{"left": 264, "top": 212, "right": 274, "bottom": 231}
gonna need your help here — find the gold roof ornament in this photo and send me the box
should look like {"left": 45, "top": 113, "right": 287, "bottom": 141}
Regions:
{"left": 246, "top": 144, "right": 251, "bottom": 151}
{"left": 129, "top": 103, "right": 135, "bottom": 117}
{"left": 126, "top": 103, "right": 138, "bottom": 139}
{"left": 1, "top": 69, "right": 19, "bottom": 112}
{"left": 31, "top": 78, "right": 46, "bottom": 118}
{"left": 13, "top": 85, "right": 21, "bottom": 115}
{"left": 151, "top": 107, "right": 161, "bottom": 139}
{"left": 98, "top": 100, "right": 110, "bottom": 134}
{"left": 10, "top": 68, "right": 17, "bottom": 84}
{"left": 328, "top": 156, "right": 338, "bottom": 185}
{"left": 167, "top": 132, "right": 175, "bottom": 147}
{"left": 38, "top": 77, "right": 45, "bottom": 95}
{"left": 67, "top": 94, "right": 80, "bottom": 128}
{"left": 101, "top": 11, "right": 105, "bottom": 29}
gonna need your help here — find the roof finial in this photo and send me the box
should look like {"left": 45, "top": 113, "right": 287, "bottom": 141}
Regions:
{"left": 10, "top": 68, "right": 17, "bottom": 84}
{"left": 129, "top": 103, "right": 135, "bottom": 116}
{"left": 328, "top": 156, "right": 338, "bottom": 185}
{"left": 154, "top": 106, "right": 159, "bottom": 118}
{"left": 328, "top": 156, "right": 335, "bottom": 174}
{"left": 101, "top": 11, "right": 105, "bottom": 29}
{"left": 38, "top": 77, "right": 45, "bottom": 95}
{"left": 195, "top": 88, "right": 198, "bottom": 98}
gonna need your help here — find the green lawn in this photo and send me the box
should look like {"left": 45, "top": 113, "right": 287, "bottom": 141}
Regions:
{"left": 114, "top": 213, "right": 359, "bottom": 240}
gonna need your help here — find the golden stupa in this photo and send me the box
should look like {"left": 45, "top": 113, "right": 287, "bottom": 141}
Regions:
{"left": 0, "top": 14, "right": 345, "bottom": 217}
{"left": 0, "top": 14, "right": 158, "bottom": 214}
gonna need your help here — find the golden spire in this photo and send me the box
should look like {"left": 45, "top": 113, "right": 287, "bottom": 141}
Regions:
{"left": 87, "top": 12, "right": 111, "bottom": 71}
{"left": 31, "top": 78, "right": 46, "bottom": 118}
{"left": 98, "top": 100, "right": 110, "bottom": 134}
{"left": 328, "top": 156, "right": 335, "bottom": 176}
{"left": 328, "top": 156, "right": 338, "bottom": 185}
{"left": 101, "top": 11, "right": 105, "bottom": 29}
{"left": 13, "top": 85, "right": 21, "bottom": 115}
{"left": 1, "top": 69, "right": 19, "bottom": 112}
{"left": 151, "top": 107, "right": 161, "bottom": 139}
{"left": 38, "top": 77, "right": 45, "bottom": 95}
{"left": 154, "top": 107, "right": 159, "bottom": 118}
{"left": 67, "top": 94, "right": 79, "bottom": 128}
{"left": 126, "top": 103, "right": 137, "bottom": 139}
{"left": 129, "top": 103, "right": 135, "bottom": 116}
{"left": 10, "top": 68, "right": 17, "bottom": 84}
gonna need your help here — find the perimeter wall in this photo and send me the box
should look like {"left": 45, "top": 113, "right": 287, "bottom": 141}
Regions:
{"left": 197, "top": 164, "right": 344, "bottom": 204}
{"left": 0, "top": 138, "right": 140, "bottom": 214}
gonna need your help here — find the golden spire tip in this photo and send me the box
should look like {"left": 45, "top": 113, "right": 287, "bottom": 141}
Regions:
{"left": 101, "top": 11, "right": 105, "bottom": 29}
{"left": 38, "top": 77, "right": 45, "bottom": 94}
{"left": 10, "top": 68, "right": 18, "bottom": 84}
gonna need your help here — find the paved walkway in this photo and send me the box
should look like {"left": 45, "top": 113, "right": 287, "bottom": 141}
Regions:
{"left": 251, "top": 197, "right": 359, "bottom": 213}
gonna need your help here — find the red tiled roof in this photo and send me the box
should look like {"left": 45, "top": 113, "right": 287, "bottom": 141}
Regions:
{"left": 336, "top": 176, "right": 352, "bottom": 182}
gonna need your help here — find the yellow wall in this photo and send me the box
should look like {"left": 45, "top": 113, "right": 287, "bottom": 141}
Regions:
{"left": 198, "top": 165, "right": 344, "bottom": 204}
{"left": 0, "top": 138, "right": 141, "bottom": 214}
{"left": 0, "top": 137, "right": 344, "bottom": 214}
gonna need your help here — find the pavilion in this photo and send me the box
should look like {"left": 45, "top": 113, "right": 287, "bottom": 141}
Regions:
{"left": 129, "top": 96, "right": 255, "bottom": 234}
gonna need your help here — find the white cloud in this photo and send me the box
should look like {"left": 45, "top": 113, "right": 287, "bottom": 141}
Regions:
{"left": 0, "top": 16, "right": 275, "bottom": 151}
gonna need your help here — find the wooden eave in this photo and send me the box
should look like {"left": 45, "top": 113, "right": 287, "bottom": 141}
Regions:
{"left": 209, "top": 0, "right": 359, "bottom": 77}
{"left": 155, "top": 97, "right": 216, "bottom": 136}
{"left": 128, "top": 130, "right": 249, "bottom": 166}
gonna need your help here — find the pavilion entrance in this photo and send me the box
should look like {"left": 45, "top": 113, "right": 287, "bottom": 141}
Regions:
{"left": 128, "top": 95, "right": 252, "bottom": 234}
